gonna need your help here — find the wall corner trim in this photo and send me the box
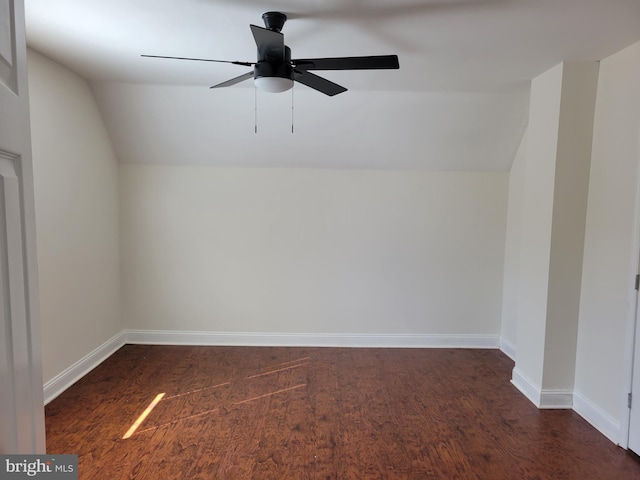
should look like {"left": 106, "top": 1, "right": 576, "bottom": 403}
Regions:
{"left": 511, "top": 367, "right": 542, "bottom": 407}
{"left": 43, "top": 331, "right": 126, "bottom": 405}
{"left": 511, "top": 367, "right": 573, "bottom": 409}
{"left": 539, "top": 390, "right": 574, "bottom": 409}
{"left": 499, "top": 337, "right": 516, "bottom": 360}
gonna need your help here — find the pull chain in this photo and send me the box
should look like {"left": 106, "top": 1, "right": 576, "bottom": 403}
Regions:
{"left": 291, "top": 84, "right": 294, "bottom": 133}
{"left": 254, "top": 85, "right": 258, "bottom": 133}
{"left": 253, "top": 85, "right": 296, "bottom": 133}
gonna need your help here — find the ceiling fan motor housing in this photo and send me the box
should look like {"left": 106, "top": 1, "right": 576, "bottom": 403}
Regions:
{"left": 254, "top": 45, "right": 293, "bottom": 81}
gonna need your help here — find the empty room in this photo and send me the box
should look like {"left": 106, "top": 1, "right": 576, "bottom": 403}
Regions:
{"left": 3, "top": 0, "right": 640, "bottom": 478}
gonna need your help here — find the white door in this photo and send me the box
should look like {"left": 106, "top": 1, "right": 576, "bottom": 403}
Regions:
{"left": 0, "top": 0, "right": 46, "bottom": 454}
{"left": 630, "top": 279, "right": 640, "bottom": 453}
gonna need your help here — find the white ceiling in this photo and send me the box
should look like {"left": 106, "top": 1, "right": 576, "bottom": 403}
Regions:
{"left": 24, "top": 0, "right": 640, "bottom": 170}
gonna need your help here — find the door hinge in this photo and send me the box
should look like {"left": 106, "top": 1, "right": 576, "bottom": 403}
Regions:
{"left": 635, "top": 274, "right": 639, "bottom": 291}
{"left": 629, "top": 392, "right": 633, "bottom": 409}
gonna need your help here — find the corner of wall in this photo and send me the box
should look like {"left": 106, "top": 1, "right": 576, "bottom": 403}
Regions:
{"left": 499, "top": 125, "right": 529, "bottom": 356}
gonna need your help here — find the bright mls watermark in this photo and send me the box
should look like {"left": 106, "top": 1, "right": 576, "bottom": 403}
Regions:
{"left": 0, "top": 455, "right": 77, "bottom": 479}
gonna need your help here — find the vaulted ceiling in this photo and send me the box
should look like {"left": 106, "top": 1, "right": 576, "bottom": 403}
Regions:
{"left": 24, "top": 0, "right": 640, "bottom": 170}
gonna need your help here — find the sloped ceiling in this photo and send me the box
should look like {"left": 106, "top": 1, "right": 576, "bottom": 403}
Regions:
{"left": 24, "top": 0, "right": 640, "bottom": 170}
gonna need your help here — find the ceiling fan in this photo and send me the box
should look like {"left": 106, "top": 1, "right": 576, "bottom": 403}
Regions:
{"left": 142, "top": 11, "right": 399, "bottom": 97}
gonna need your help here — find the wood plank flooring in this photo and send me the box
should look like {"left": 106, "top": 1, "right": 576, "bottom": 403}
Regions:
{"left": 45, "top": 345, "right": 640, "bottom": 479}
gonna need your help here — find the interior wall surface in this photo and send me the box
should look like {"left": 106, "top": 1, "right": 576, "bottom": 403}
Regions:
{"left": 513, "top": 63, "right": 564, "bottom": 391}
{"left": 28, "top": 49, "right": 123, "bottom": 384}
{"left": 541, "top": 61, "right": 598, "bottom": 392}
{"left": 120, "top": 165, "right": 508, "bottom": 338}
{"left": 500, "top": 127, "right": 528, "bottom": 357}
{"left": 575, "top": 40, "right": 640, "bottom": 435}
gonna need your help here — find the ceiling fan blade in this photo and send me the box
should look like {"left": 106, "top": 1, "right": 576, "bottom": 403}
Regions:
{"left": 210, "top": 71, "right": 255, "bottom": 89}
{"left": 294, "top": 70, "right": 347, "bottom": 96}
{"left": 141, "top": 54, "right": 253, "bottom": 66}
{"left": 293, "top": 55, "right": 399, "bottom": 71}
{"left": 250, "top": 24, "right": 285, "bottom": 62}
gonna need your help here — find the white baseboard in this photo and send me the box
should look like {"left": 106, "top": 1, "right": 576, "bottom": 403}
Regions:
{"left": 511, "top": 367, "right": 541, "bottom": 406}
{"left": 43, "top": 331, "right": 126, "bottom": 405}
{"left": 500, "top": 337, "right": 516, "bottom": 361}
{"left": 539, "top": 390, "right": 574, "bottom": 409}
{"left": 123, "top": 330, "right": 501, "bottom": 349}
{"left": 573, "top": 390, "right": 621, "bottom": 444}
{"left": 511, "top": 367, "right": 573, "bottom": 409}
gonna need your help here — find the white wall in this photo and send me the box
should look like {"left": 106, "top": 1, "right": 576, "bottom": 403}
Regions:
{"left": 510, "top": 61, "right": 598, "bottom": 404}
{"left": 120, "top": 165, "right": 507, "bottom": 338}
{"left": 27, "top": 49, "right": 122, "bottom": 384}
{"left": 542, "top": 61, "right": 598, "bottom": 392}
{"left": 500, "top": 128, "right": 528, "bottom": 357}
{"left": 514, "top": 63, "right": 564, "bottom": 390}
{"left": 575, "top": 40, "right": 640, "bottom": 433}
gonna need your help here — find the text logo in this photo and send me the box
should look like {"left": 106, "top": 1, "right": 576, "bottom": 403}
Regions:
{"left": 0, "top": 455, "right": 77, "bottom": 479}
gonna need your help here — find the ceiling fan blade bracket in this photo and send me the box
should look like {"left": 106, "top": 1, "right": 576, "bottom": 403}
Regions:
{"left": 255, "top": 61, "right": 293, "bottom": 81}
{"left": 293, "top": 55, "right": 399, "bottom": 71}
{"left": 254, "top": 45, "right": 293, "bottom": 81}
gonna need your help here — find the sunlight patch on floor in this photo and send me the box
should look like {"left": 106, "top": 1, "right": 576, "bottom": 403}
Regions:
{"left": 123, "top": 392, "right": 165, "bottom": 439}
{"left": 122, "top": 357, "right": 310, "bottom": 439}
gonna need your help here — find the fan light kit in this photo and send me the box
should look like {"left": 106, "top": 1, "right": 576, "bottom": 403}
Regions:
{"left": 142, "top": 11, "right": 400, "bottom": 96}
{"left": 254, "top": 76, "right": 293, "bottom": 93}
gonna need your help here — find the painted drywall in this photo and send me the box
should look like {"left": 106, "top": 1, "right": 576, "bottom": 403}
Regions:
{"left": 500, "top": 128, "right": 528, "bottom": 357}
{"left": 575, "top": 40, "right": 640, "bottom": 427}
{"left": 120, "top": 165, "right": 508, "bottom": 336}
{"left": 541, "top": 61, "right": 598, "bottom": 392}
{"left": 511, "top": 61, "right": 598, "bottom": 401}
{"left": 513, "top": 63, "right": 564, "bottom": 390}
{"left": 27, "top": 49, "right": 123, "bottom": 384}
{"left": 91, "top": 82, "right": 529, "bottom": 171}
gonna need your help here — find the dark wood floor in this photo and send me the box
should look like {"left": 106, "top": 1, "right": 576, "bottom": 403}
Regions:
{"left": 45, "top": 345, "right": 640, "bottom": 479}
